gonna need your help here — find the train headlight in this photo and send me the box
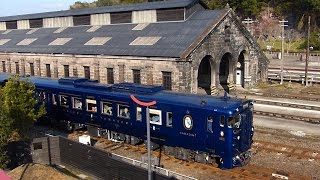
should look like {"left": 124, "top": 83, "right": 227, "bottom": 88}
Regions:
{"left": 252, "top": 127, "right": 254, "bottom": 132}
{"left": 237, "top": 136, "right": 240, "bottom": 140}
{"left": 220, "top": 131, "right": 224, "bottom": 137}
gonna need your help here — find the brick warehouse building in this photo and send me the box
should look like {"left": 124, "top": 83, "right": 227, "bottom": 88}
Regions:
{"left": 0, "top": 0, "right": 268, "bottom": 94}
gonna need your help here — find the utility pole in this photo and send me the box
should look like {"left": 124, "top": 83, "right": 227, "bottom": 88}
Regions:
{"left": 130, "top": 95, "right": 156, "bottom": 180}
{"left": 279, "top": 19, "right": 288, "bottom": 85}
{"left": 242, "top": 17, "right": 254, "bottom": 35}
{"left": 305, "top": 16, "right": 311, "bottom": 86}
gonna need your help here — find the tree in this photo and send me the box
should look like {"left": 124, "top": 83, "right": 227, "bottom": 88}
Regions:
{"left": 0, "top": 76, "right": 46, "bottom": 168}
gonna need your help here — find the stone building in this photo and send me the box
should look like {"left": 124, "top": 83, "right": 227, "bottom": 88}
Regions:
{"left": 0, "top": 0, "right": 268, "bottom": 94}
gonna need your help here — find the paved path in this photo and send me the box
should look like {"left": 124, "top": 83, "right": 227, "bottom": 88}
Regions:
{"left": 254, "top": 115, "right": 320, "bottom": 136}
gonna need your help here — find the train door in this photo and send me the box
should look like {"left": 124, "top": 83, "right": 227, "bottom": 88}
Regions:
{"left": 214, "top": 115, "right": 228, "bottom": 157}
{"left": 205, "top": 116, "right": 215, "bottom": 151}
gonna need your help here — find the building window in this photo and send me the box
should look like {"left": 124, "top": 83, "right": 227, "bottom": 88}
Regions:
{"left": 33, "top": 142, "right": 42, "bottom": 150}
{"left": 46, "top": 64, "right": 51, "bottom": 77}
{"left": 133, "top": 69, "right": 141, "bottom": 84}
{"left": 2, "top": 61, "right": 6, "bottom": 73}
{"left": 84, "top": 66, "right": 90, "bottom": 79}
{"left": 64, "top": 65, "right": 70, "bottom": 78}
{"left": 107, "top": 68, "right": 114, "bottom": 84}
{"left": 162, "top": 71, "right": 172, "bottom": 90}
{"left": 15, "top": 62, "right": 19, "bottom": 74}
{"left": 30, "top": 63, "right": 34, "bottom": 76}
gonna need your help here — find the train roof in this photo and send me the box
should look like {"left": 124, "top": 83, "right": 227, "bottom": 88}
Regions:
{"left": 0, "top": 74, "right": 245, "bottom": 113}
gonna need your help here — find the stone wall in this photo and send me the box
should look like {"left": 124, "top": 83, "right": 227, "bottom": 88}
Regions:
{"left": 0, "top": 53, "right": 189, "bottom": 92}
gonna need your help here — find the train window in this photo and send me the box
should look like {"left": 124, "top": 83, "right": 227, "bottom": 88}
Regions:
{"left": 52, "top": 94, "right": 57, "bottom": 105}
{"left": 86, "top": 99, "right": 97, "bottom": 112}
{"left": 102, "top": 102, "right": 113, "bottom": 116}
{"left": 36, "top": 91, "right": 46, "bottom": 101}
{"left": 166, "top": 112, "right": 172, "bottom": 127}
{"left": 149, "top": 109, "right": 162, "bottom": 125}
{"left": 228, "top": 118, "right": 235, "bottom": 128}
{"left": 234, "top": 114, "right": 241, "bottom": 128}
{"left": 118, "top": 105, "right": 130, "bottom": 119}
{"left": 72, "top": 97, "right": 82, "bottom": 110}
{"left": 136, "top": 107, "right": 142, "bottom": 121}
{"left": 207, "top": 117, "right": 213, "bottom": 133}
{"left": 220, "top": 116, "right": 225, "bottom": 127}
{"left": 60, "top": 95, "right": 69, "bottom": 107}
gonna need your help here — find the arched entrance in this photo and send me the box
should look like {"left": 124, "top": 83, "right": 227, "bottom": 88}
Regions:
{"left": 236, "top": 51, "right": 245, "bottom": 87}
{"left": 198, "top": 55, "right": 215, "bottom": 95}
{"left": 219, "top": 53, "right": 232, "bottom": 92}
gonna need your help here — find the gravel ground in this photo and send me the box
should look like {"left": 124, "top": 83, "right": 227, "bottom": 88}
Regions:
{"left": 68, "top": 126, "right": 320, "bottom": 180}
{"left": 252, "top": 126, "right": 320, "bottom": 180}
{"left": 8, "top": 163, "right": 78, "bottom": 180}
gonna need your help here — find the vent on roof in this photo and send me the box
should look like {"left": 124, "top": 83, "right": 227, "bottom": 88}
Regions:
{"left": 85, "top": 37, "right": 111, "bottom": 46}
{"left": 112, "top": 83, "right": 164, "bottom": 94}
{"left": 49, "top": 38, "right": 72, "bottom": 46}
{"left": 73, "top": 15, "right": 91, "bottom": 26}
{"left": 130, "top": 36, "right": 161, "bottom": 46}
{"left": 26, "top": 28, "right": 39, "bottom": 34}
{"left": 54, "top": 27, "right": 68, "bottom": 34}
{"left": 17, "top": 38, "right": 37, "bottom": 45}
{"left": 2, "top": 30, "right": 12, "bottom": 34}
{"left": 87, "top": 26, "right": 101, "bottom": 32}
{"left": 0, "top": 39, "right": 11, "bottom": 45}
{"left": 6, "top": 21, "right": 17, "bottom": 29}
{"left": 110, "top": 12, "right": 132, "bottom": 24}
{"left": 132, "top": 23, "right": 149, "bottom": 31}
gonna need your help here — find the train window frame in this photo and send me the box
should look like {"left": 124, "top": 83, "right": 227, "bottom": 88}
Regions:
{"left": 220, "top": 115, "right": 225, "bottom": 127}
{"left": 149, "top": 109, "right": 162, "bottom": 125}
{"left": 166, "top": 112, "right": 173, "bottom": 127}
{"left": 118, "top": 104, "right": 130, "bottom": 119}
{"left": 59, "top": 95, "right": 69, "bottom": 107}
{"left": 136, "top": 107, "right": 142, "bottom": 121}
{"left": 207, "top": 117, "right": 213, "bottom": 133}
{"left": 101, "top": 101, "right": 113, "bottom": 116}
{"left": 86, "top": 99, "right": 97, "bottom": 112}
{"left": 72, "top": 97, "right": 82, "bottom": 110}
{"left": 52, "top": 94, "right": 57, "bottom": 105}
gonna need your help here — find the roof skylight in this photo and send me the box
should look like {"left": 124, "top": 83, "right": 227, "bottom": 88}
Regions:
{"left": 84, "top": 37, "right": 111, "bottom": 46}
{"left": 49, "top": 38, "right": 72, "bottom": 45}
{"left": 26, "top": 28, "right": 39, "bottom": 34}
{"left": 17, "top": 38, "right": 37, "bottom": 45}
{"left": 129, "top": 36, "right": 161, "bottom": 46}
{"left": 54, "top": 27, "right": 68, "bottom": 34}
{"left": 0, "top": 39, "right": 11, "bottom": 45}
{"left": 132, "top": 23, "right": 149, "bottom": 31}
{"left": 87, "top": 26, "right": 102, "bottom": 32}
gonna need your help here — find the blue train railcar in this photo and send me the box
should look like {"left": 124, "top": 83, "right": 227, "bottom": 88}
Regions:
{"left": 0, "top": 74, "right": 254, "bottom": 169}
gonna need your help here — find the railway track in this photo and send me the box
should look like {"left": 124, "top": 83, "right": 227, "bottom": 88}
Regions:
{"left": 254, "top": 99, "right": 320, "bottom": 111}
{"left": 69, "top": 130, "right": 313, "bottom": 180}
{"left": 254, "top": 110, "right": 320, "bottom": 124}
{"left": 252, "top": 98, "right": 320, "bottom": 124}
{"left": 253, "top": 140, "right": 320, "bottom": 161}
{"left": 258, "top": 93, "right": 320, "bottom": 102}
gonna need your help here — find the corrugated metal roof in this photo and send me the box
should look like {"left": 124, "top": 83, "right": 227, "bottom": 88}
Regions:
{"left": 0, "top": 10, "right": 227, "bottom": 58}
{"left": 0, "top": 0, "right": 198, "bottom": 22}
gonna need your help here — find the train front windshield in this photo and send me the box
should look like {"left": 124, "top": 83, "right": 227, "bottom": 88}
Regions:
{"left": 231, "top": 101, "right": 254, "bottom": 167}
